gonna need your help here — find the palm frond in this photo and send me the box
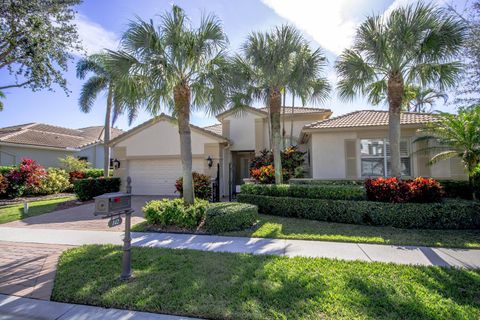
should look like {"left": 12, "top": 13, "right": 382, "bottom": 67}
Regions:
{"left": 78, "top": 76, "right": 108, "bottom": 113}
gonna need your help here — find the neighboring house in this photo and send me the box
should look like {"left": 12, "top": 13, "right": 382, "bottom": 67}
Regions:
{"left": 110, "top": 107, "right": 466, "bottom": 197}
{"left": 0, "top": 123, "right": 123, "bottom": 168}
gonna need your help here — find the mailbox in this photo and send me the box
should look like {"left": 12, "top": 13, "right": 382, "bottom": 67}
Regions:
{"left": 94, "top": 192, "right": 132, "bottom": 216}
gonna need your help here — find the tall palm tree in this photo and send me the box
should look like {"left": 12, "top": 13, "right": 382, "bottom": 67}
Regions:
{"left": 336, "top": 2, "right": 466, "bottom": 177}
{"left": 76, "top": 53, "right": 137, "bottom": 177}
{"left": 414, "top": 106, "right": 480, "bottom": 199}
{"left": 229, "top": 25, "right": 330, "bottom": 184}
{"left": 107, "top": 6, "right": 230, "bottom": 205}
{"left": 0, "top": 91, "right": 4, "bottom": 111}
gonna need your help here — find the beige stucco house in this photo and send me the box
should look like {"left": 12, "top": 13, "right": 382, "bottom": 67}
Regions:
{"left": 0, "top": 123, "right": 123, "bottom": 168}
{"left": 110, "top": 108, "right": 466, "bottom": 197}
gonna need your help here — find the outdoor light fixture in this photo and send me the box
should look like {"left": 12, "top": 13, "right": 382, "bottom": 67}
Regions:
{"left": 206, "top": 156, "right": 213, "bottom": 168}
{"left": 113, "top": 159, "right": 121, "bottom": 169}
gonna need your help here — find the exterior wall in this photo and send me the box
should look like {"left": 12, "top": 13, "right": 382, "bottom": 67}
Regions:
{"left": 75, "top": 144, "right": 105, "bottom": 168}
{"left": 309, "top": 127, "right": 468, "bottom": 180}
{"left": 0, "top": 145, "right": 74, "bottom": 167}
{"left": 116, "top": 120, "right": 218, "bottom": 157}
{"left": 225, "top": 112, "right": 260, "bottom": 151}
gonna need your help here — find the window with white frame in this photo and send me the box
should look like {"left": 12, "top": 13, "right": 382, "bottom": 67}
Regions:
{"left": 360, "top": 139, "right": 411, "bottom": 177}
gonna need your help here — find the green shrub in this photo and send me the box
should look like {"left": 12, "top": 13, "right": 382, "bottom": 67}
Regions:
{"left": 289, "top": 179, "right": 364, "bottom": 186}
{"left": 73, "top": 177, "right": 121, "bottom": 201}
{"left": 0, "top": 166, "right": 14, "bottom": 175}
{"left": 237, "top": 194, "right": 480, "bottom": 229}
{"left": 439, "top": 180, "right": 480, "bottom": 200}
{"left": 143, "top": 198, "right": 209, "bottom": 229}
{"left": 39, "top": 168, "right": 71, "bottom": 194}
{"left": 241, "top": 183, "right": 365, "bottom": 201}
{"left": 59, "top": 155, "right": 90, "bottom": 173}
{"left": 83, "top": 168, "right": 107, "bottom": 178}
{"left": 205, "top": 202, "right": 258, "bottom": 234}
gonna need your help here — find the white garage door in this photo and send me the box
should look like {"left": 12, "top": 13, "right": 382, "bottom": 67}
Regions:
{"left": 128, "top": 158, "right": 204, "bottom": 195}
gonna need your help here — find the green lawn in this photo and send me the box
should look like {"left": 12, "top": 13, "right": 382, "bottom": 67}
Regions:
{"left": 222, "top": 214, "right": 480, "bottom": 249}
{"left": 52, "top": 245, "right": 480, "bottom": 320}
{"left": 0, "top": 197, "right": 74, "bottom": 224}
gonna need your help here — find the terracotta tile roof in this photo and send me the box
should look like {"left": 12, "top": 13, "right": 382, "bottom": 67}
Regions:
{"left": 203, "top": 123, "right": 222, "bottom": 135}
{"left": 0, "top": 123, "right": 124, "bottom": 149}
{"left": 259, "top": 106, "right": 331, "bottom": 114}
{"left": 304, "top": 110, "right": 439, "bottom": 130}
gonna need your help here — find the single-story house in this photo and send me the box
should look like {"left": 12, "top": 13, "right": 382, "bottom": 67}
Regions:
{"left": 0, "top": 123, "right": 123, "bottom": 168}
{"left": 110, "top": 106, "right": 465, "bottom": 197}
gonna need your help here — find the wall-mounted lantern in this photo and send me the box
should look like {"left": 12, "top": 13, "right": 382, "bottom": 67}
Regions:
{"left": 113, "top": 159, "right": 121, "bottom": 169}
{"left": 206, "top": 156, "right": 213, "bottom": 168}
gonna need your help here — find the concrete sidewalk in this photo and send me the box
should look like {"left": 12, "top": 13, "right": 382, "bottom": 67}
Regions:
{"left": 0, "top": 226, "right": 479, "bottom": 268}
{"left": 0, "top": 294, "right": 199, "bottom": 319}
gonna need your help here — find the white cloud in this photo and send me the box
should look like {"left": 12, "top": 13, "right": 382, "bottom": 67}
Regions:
{"left": 261, "top": 0, "right": 361, "bottom": 55}
{"left": 73, "top": 14, "right": 119, "bottom": 55}
{"left": 261, "top": 0, "right": 447, "bottom": 56}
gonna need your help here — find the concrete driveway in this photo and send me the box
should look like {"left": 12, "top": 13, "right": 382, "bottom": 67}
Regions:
{"left": 2, "top": 196, "right": 166, "bottom": 231}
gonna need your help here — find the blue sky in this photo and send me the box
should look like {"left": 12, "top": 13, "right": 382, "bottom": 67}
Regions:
{"left": 0, "top": 0, "right": 469, "bottom": 131}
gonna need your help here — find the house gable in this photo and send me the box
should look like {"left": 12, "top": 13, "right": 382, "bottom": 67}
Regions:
{"left": 114, "top": 116, "right": 224, "bottom": 157}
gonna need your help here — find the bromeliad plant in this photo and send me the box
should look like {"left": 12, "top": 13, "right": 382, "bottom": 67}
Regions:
{"left": 364, "top": 177, "right": 444, "bottom": 203}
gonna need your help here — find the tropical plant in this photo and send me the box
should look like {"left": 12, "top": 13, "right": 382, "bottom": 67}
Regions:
{"left": 175, "top": 172, "right": 212, "bottom": 200}
{"left": 250, "top": 146, "right": 305, "bottom": 181}
{"left": 108, "top": 5, "right": 230, "bottom": 204}
{"left": 39, "top": 168, "right": 71, "bottom": 194}
{"left": 76, "top": 53, "right": 137, "bottom": 177}
{"left": 229, "top": 25, "right": 330, "bottom": 184}
{"left": 414, "top": 106, "right": 480, "bottom": 199}
{"left": 59, "top": 155, "right": 90, "bottom": 173}
{"left": 0, "top": 0, "right": 82, "bottom": 95}
{"left": 336, "top": 2, "right": 466, "bottom": 177}
{"left": 403, "top": 86, "right": 448, "bottom": 112}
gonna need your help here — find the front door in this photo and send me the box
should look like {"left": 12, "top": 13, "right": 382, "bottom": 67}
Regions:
{"left": 233, "top": 151, "right": 255, "bottom": 192}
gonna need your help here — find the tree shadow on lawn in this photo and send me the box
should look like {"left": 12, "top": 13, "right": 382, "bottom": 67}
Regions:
{"left": 52, "top": 245, "right": 480, "bottom": 320}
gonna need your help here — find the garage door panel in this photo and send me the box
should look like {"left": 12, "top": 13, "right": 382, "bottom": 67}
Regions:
{"left": 128, "top": 159, "right": 203, "bottom": 195}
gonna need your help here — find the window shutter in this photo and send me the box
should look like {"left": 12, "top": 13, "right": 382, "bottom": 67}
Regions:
{"left": 345, "top": 139, "right": 357, "bottom": 179}
{"left": 450, "top": 157, "right": 466, "bottom": 179}
{"left": 415, "top": 140, "right": 430, "bottom": 177}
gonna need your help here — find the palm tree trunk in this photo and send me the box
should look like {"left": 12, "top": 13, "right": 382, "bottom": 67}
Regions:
{"left": 103, "top": 83, "right": 113, "bottom": 178}
{"left": 290, "top": 94, "right": 295, "bottom": 146}
{"left": 387, "top": 74, "right": 404, "bottom": 178}
{"left": 269, "top": 87, "right": 283, "bottom": 184}
{"left": 174, "top": 83, "right": 195, "bottom": 205}
{"left": 282, "top": 89, "right": 286, "bottom": 149}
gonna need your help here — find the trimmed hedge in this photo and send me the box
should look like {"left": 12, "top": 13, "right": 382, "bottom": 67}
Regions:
{"left": 289, "top": 179, "right": 364, "bottom": 186}
{"left": 438, "top": 180, "right": 479, "bottom": 200}
{"left": 143, "top": 199, "right": 209, "bottom": 230}
{"left": 83, "top": 169, "right": 108, "bottom": 178}
{"left": 205, "top": 202, "right": 258, "bottom": 234}
{"left": 241, "top": 183, "right": 365, "bottom": 201}
{"left": 237, "top": 194, "right": 480, "bottom": 230}
{"left": 73, "top": 177, "right": 121, "bottom": 201}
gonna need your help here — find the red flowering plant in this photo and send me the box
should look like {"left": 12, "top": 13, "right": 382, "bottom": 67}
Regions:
{"left": 365, "top": 176, "right": 444, "bottom": 203}
{"left": 5, "top": 158, "right": 46, "bottom": 197}
{"left": 249, "top": 147, "right": 306, "bottom": 183}
{"left": 69, "top": 170, "right": 86, "bottom": 184}
{"left": 250, "top": 165, "right": 289, "bottom": 184}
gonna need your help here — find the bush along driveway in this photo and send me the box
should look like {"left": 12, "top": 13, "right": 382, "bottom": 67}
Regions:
{"left": 52, "top": 245, "right": 480, "bottom": 320}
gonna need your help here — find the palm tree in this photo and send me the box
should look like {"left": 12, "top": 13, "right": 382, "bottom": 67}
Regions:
{"left": 229, "top": 25, "right": 330, "bottom": 184}
{"left": 0, "top": 91, "right": 4, "bottom": 111}
{"left": 414, "top": 106, "right": 480, "bottom": 199}
{"left": 107, "top": 6, "right": 229, "bottom": 205}
{"left": 76, "top": 53, "right": 136, "bottom": 178}
{"left": 403, "top": 86, "right": 448, "bottom": 112}
{"left": 336, "top": 2, "right": 466, "bottom": 177}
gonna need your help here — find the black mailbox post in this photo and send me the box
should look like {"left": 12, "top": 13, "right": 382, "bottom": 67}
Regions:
{"left": 94, "top": 191, "right": 133, "bottom": 280}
